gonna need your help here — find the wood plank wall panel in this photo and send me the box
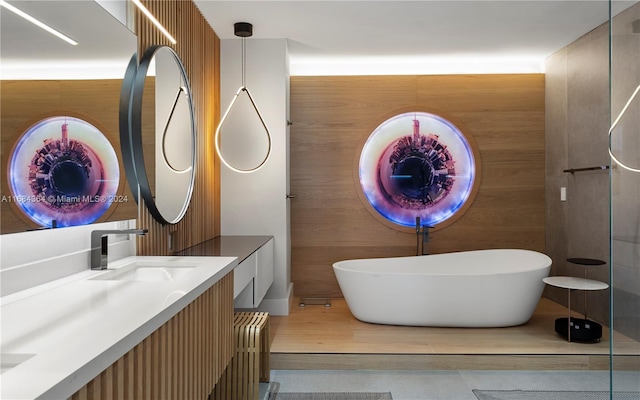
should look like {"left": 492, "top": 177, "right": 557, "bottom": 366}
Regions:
{"left": 69, "top": 273, "right": 233, "bottom": 400}
{"left": 0, "top": 80, "right": 137, "bottom": 233}
{"left": 135, "top": 0, "right": 220, "bottom": 256}
{"left": 290, "top": 75, "right": 545, "bottom": 297}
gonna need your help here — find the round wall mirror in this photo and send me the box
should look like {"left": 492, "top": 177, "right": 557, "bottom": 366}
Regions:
{"left": 121, "top": 45, "right": 196, "bottom": 224}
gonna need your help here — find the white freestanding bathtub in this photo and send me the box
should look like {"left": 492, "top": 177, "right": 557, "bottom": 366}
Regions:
{"left": 333, "top": 249, "right": 552, "bottom": 327}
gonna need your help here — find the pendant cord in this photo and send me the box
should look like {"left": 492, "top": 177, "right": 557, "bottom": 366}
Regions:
{"left": 241, "top": 37, "right": 246, "bottom": 87}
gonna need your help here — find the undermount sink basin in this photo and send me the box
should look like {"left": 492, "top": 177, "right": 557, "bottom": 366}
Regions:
{"left": 1, "top": 353, "right": 35, "bottom": 374}
{"left": 90, "top": 264, "right": 195, "bottom": 282}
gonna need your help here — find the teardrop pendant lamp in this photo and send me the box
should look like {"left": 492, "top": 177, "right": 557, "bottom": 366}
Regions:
{"left": 215, "top": 22, "right": 272, "bottom": 173}
{"left": 609, "top": 83, "right": 640, "bottom": 173}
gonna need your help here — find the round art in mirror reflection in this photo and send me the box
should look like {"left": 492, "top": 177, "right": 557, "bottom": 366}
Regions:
{"left": 123, "top": 45, "right": 196, "bottom": 225}
{"left": 359, "top": 112, "right": 476, "bottom": 228}
{"left": 8, "top": 116, "right": 120, "bottom": 228}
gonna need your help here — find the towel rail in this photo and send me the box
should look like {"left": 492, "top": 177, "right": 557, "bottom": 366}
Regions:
{"left": 563, "top": 165, "right": 609, "bottom": 174}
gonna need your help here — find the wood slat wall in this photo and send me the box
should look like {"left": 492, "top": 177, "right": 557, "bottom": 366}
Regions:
{"left": 290, "top": 74, "right": 546, "bottom": 297}
{"left": 135, "top": 0, "right": 221, "bottom": 255}
{"left": 69, "top": 273, "right": 234, "bottom": 400}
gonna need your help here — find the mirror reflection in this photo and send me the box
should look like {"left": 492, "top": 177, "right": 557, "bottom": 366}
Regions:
{"left": 124, "top": 45, "right": 196, "bottom": 225}
{"left": 0, "top": 0, "right": 138, "bottom": 234}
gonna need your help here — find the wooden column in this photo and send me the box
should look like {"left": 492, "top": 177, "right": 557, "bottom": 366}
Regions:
{"left": 135, "top": 0, "right": 221, "bottom": 256}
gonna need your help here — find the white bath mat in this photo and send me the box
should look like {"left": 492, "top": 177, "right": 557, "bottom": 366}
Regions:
{"left": 473, "top": 389, "right": 640, "bottom": 400}
{"left": 268, "top": 392, "right": 392, "bottom": 400}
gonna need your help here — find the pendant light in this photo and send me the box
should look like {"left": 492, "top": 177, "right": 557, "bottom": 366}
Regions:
{"left": 609, "top": 83, "right": 640, "bottom": 173}
{"left": 215, "top": 22, "right": 272, "bottom": 173}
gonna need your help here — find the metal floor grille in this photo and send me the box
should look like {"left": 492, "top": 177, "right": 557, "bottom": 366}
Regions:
{"left": 299, "top": 297, "right": 331, "bottom": 307}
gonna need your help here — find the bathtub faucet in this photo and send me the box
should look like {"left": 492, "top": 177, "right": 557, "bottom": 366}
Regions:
{"left": 415, "top": 217, "right": 434, "bottom": 256}
{"left": 422, "top": 225, "right": 434, "bottom": 255}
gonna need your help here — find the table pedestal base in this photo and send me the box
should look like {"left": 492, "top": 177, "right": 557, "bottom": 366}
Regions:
{"left": 555, "top": 317, "right": 602, "bottom": 342}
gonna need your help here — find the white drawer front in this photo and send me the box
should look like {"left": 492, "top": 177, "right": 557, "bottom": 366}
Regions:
{"left": 233, "top": 252, "right": 256, "bottom": 299}
{"left": 254, "top": 239, "right": 274, "bottom": 306}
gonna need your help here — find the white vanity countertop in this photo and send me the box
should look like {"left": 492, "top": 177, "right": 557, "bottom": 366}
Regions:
{"left": 0, "top": 255, "right": 238, "bottom": 400}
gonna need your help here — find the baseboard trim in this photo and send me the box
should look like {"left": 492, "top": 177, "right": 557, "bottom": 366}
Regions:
{"left": 271, "top": 353, "right": 640, "bottom": 371}
{"left": 256, "top": 283, "right": 293, "bottom": 316}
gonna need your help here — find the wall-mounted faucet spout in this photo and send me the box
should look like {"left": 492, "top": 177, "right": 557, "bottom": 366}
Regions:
{"left": 422, "top": 225, "right": 434, "bottom": 255}
{"left": 90, "top": 229, "right": 148, "bottom": 270}
{"left": 415, "top": 217, "right": 422, "bottom": 256}
{"left": 415, "top": 217, "right": 434, "bottom": 256}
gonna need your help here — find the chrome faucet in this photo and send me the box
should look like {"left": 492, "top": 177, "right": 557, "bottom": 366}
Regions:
{"left": 90, "top": 229, "right": 148, "bottom": 270}
{"left": 421, "top": 225, "right": 434, "bottom": 255}
{"left": 415, "top": 217, "right": 422, "bottom": 256}
{"left": 414, "top": 217, "right": 434, "bottom": 256}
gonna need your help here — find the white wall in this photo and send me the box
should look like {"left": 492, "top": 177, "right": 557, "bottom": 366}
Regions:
{"left": 0, "top": 219, "right": 137, "bottom": 296}
{"left": 220, "top": 39, "right": 291, "bottom": 315}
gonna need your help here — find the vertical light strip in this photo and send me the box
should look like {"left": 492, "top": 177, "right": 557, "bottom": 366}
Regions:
{"left": 131, "top": 0, "right": 177, "bottom": 45}
{"left": 0, "top": 0, "right": 77, "bottom": 45}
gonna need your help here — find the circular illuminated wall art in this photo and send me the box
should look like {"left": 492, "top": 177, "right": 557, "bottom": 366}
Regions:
{"left": 359, "top": 112, "right": 476, "bottom": 228}
{"left": 8, "top": 116, "right": 120, "bottom": 228}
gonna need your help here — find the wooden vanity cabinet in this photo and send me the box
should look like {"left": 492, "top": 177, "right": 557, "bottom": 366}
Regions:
{"left": 69, "top": 273, "right": 234, "bottom": 400}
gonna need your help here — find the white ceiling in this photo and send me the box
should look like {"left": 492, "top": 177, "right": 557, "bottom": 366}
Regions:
{"left": 1, "top": 1, "right": 636, "bottom": 77}
{"left": 0, "top": 0, "right": 136, "bottom": 79}
{"left": 193, "top": 0, "right": 637, "bottom": 74}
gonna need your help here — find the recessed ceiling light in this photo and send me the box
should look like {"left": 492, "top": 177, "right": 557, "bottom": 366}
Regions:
{"left": 0, "top": 0, "right": 78, "bottom": 45}
{"left": 131, "top": 0, "right": 177, "bottom": 45}
{"left": 290, "top": 55, "right": 546, "bottom": 76}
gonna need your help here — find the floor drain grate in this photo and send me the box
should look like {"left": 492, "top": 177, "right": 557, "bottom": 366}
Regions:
{"left": 299, "top": 298, "right": 331, "bottom": 307}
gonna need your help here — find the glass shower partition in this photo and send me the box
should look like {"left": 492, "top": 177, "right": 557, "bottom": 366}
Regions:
{"left": 609, "top": 1, "right": 640, "bottom": 398}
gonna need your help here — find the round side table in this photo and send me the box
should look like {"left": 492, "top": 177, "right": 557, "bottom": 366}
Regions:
{"left": 543, "top": 276, "right": 609, "bottom": 342}
{"left": 567, "top": 257, "right": 606, "bottom": 322}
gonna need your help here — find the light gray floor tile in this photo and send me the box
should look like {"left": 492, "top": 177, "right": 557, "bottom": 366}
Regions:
{"left": 612, "top": 371, "right": 640, "bottom": 392}
{"left": 459, "top": 370, "right": 610, "bottom": 391}
{"left": 270, "top": 370, "right": 475, "bottom": 400}
{"left": 267, "top": 369, "right": 640, "bottom": 400}
{"left": 374, "top": 371, "right": 476, "bottom": 400}
{"left": 271, "top": 370, "right": 379, "bottom": 392}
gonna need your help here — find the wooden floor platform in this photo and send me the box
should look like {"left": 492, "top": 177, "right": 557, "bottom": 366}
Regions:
{"left": 269, "top": 298, "right": 640, "bottom": 371}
